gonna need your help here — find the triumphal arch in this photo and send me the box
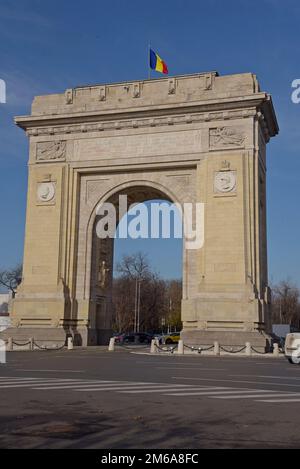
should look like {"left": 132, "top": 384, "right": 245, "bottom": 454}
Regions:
{"left": 4, "top": 72, "right": 278, "bottom": 348}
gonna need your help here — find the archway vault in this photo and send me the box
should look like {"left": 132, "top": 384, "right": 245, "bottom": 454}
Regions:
{"left": 5, "top": 71, "right": 278, "bottom": 351}
{"left": 76, "top": 173, "right": 194, "bottom": 345}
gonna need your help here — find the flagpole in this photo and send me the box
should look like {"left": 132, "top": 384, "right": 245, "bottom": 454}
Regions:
{"left": 148, "top": 42, "right": 151, "bottom": 80}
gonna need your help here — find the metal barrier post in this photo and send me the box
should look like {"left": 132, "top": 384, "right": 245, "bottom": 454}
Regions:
{"left": 273, "top": 343, "right": 279, "bottom": 356}
{"left": 150, "top": 339, "right": 156, "bottom": 354}
{"left": 108, "top": 337, "right": 115, "bottom": 352}
{"left": 245, "top": 342, "right": 251, "bottom": 356}
{"left": 67, "top": 336, "right": 73, "bottom": 350}
{"left": 214, "top": 341, "right": 220, "bottom": 356}
{"left": 29, "top": 338, "right": 34, "bottom": 351}
{"left": 178, "top": 339, "right": 184, "bottom": 355}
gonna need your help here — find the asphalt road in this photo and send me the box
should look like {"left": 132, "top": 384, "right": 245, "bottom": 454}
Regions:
{"left": 0, "top": 348, "right": 300, "bottom": 449}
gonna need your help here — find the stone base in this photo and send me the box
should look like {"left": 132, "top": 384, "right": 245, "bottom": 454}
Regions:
{"left": 0, "top": 327, "right": 67, "bottom": 348}
{"left": 74, "top": 328, "right": 112, "bottom": 346}
{"left": 0, "top": 326, "right": 113, "bottom": 348}
{"left": 181, "top": 329, "right": 271, "bottom": 352}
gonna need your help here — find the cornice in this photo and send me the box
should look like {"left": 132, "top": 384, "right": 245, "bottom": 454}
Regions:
{"left": 14, "top": 92, "right": 279, "bottom": 145}
{"left": 15, "top": 93, "right": 273, "bottom": 129}
{"left": 22, "top": 108, "right": 258, "bottom": 138}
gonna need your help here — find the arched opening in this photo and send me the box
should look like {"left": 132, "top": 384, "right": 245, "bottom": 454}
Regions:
{"left": 89, "top": 185, "right": 183, "bottom": 344}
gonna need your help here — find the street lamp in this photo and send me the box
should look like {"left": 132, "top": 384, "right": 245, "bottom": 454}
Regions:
{"left": 134, "top": 278, "right": 138, "bottom": 333}
{"left": 137, "top": 278, "right": 142, "bottom": 333}
{"left": 134, "top": 277, "right": 143, "bottom": 333}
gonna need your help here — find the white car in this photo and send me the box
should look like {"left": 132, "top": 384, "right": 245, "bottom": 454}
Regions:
{"left": 285, "top": 333, "right": 300, "bottom": 364}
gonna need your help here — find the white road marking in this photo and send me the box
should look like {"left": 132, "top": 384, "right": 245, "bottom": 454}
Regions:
{"left": 74, "top": 386, "right": 182, "bottom": 392}
{"left": 15, "top": 369, "right": 85, "bottom": 373}
{"left": 0, "top": 379, "right": 60, "bottom": 385}
{"left": 172, "top": 376, "right": 300, "bottom": 388}
{"left": 155, "top": 367, "right": 226, "bottom": 371}
{"left": 2, "top": 375, "right": 300, "bottom": 404}
{"left": 165, "top": 389, "right": 273, "bottom": 396}
{"left": 0, "top": 377, "right": 56, "bottom": 381}
{"left": 32, "top": 382, "right": 157, "bottom": 390}
{"left": 117, "top": 386, "right": 232, "bottom": 394}
{"left": 72, "top": 384, "right": 200, "bottom": 392}
{"left": 213, "top": 393, "right": 300, "bottom": 399}
{"left": 257, "top": 398, "right": 300, "bottom": 403}
{"left": 231, "top": 375, "right": 300, "bottom": 381}
{"left": 0, "top": 378, "right": 81, "bottom": 389}
{"left": 0, "top": 379, "right": 113, "bottom": 388}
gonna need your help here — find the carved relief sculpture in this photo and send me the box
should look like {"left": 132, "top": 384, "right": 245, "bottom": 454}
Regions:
{"left": 210, "top": 127, "right": 245, "bottom": 149}
{"left": 214, "top": 171, "right": 237, "bottom": 193}
{"left": 98, "top": 261, "right": 110, "bottom": 289}
{"left": 37, "top": 141, "right": 66, "bottom": 161}
{"left": 37, "top": 182, "right": 56, "bottom": 202}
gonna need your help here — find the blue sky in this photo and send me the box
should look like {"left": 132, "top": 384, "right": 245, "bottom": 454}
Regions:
{"left": 0, "top": 0, "right": 299, "bottom": 284}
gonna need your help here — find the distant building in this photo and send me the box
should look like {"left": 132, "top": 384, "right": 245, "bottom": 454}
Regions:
{"left": 0, "top": 316, "right": 10, "bottom": 331}
{"left": 0, "top": 293, "right": 9, "bottom": 315}
{"left": 272, "top": 324, "right": 300, "bottom": 338}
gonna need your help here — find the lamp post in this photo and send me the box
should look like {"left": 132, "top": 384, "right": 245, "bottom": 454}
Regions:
{"left": 168, "top": 297, "right": 172, "bottom": 333}
{"left": 134, "top": 278, "right": 138, "bottom": 333}
{"left": 137, "top": 279, "right": 142, "bottom": 333}
{"left": 134, "top": 277, "right": 143, "bottom": 333}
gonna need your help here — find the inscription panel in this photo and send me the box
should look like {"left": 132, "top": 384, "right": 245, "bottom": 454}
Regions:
{"left": 73, "top": 129, "right": 201, "bottom": 161}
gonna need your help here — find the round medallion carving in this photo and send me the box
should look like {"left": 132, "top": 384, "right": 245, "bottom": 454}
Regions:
{"left": 37, "top": 182, "right": 55, "bottom": 202}
{"left": 214, "top": 171, "right": 236, "bottom": 193}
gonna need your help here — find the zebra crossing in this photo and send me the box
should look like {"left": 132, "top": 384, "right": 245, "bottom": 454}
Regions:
{"left": 0, "top": 375, "right": 300, "bottom": 403}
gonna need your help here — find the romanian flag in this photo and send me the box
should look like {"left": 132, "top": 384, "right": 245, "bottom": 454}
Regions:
{"left": 149, "top": 48, "right": 168, "bottom": 74}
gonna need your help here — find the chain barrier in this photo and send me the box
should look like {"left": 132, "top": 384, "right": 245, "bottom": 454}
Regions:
{"left": 154, "top": 343, "right": 178, "bottom": 353}
{"left": 219, "top": 345, "right": 247, "bottom": 354}
{"left": 33, "top": 341, "right": 66, "bottom": 351}
{"left": 250, "top": 346, "right": 268, "bottom": 355}
{"left": 12, "top": 341, "right": 31, "bottom": 347}
{"left": 184, "top": 344, "right": 214, "bottom": 353}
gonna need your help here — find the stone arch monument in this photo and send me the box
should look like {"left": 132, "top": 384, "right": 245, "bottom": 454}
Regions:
{"left": 3, "top": 72, "right": 278, "bottom": 349}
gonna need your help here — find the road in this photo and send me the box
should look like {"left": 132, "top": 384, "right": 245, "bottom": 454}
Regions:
{"left": 0, "top": 348, "right": 300, "bottom": 448}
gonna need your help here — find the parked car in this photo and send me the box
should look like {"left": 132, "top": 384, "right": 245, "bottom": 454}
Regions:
{"left": 162, "top": 332, "right": 181, "bottom": 344}
{"left": 285, "top": 333, "right": 300, "bottom": 364}
{"left": 113, "top": 332, "right": 126, "bottom": 344}
{"left": 121, "top": 332, "right": 153, "bottom": 345}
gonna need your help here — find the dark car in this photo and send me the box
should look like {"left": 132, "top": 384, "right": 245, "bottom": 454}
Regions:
{"left": 113, "top": 332, "right": 126, "bottom": 344}
{"left": 121, "top": 332, "right": 153, "bottom": 344}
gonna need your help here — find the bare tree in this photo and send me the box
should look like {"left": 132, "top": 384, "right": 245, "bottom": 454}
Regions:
{"left": 0, "top": 264, "right": 22, "bottom": 298}
{"left": 116, "top": 252, "right": 151, "bottom": 280}
{"left": 271, "top": 280, "right": 300, "bottom": 327}
{"left": 165, "top": 279, "right": 182, "bottom": 331}
{"left": 113, "top": 253, "right": 182, "bottom": 333}
{"left": 112, "top": 276, "right": 136, "bottom": 332}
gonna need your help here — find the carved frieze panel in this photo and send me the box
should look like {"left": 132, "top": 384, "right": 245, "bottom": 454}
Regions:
{"left": 209, "top": 127, "right": 246, "bottom": 149}
{"left": 166, "top": 173, "right": 191, "bottom": 187}
{"left": 36, "top": 141, "right": 66, "bottom": 162}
